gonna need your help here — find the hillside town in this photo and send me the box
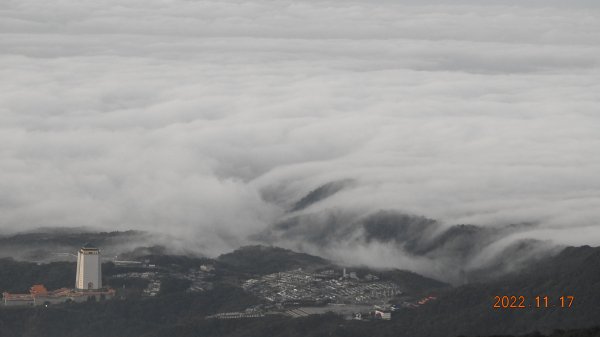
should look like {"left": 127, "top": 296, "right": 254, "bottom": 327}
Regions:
{"left": 243, "top": 268, "right": 401, "bottom": 305}
{"left": 1, "top": 244, "right": 438, "bottom": 323}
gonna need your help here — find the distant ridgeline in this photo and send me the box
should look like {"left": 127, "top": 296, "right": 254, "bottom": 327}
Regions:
{"left": 0, "top": 229, "right": 150, "bottom": 262}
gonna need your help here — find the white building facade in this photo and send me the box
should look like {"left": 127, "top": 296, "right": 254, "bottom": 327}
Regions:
{"left": 75, "top": 245, "right": 102, "bottom": 290}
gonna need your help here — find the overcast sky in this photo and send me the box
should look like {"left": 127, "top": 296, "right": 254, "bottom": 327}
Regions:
{"left": 1, "top": 0, "right": 600, "bottom": 258}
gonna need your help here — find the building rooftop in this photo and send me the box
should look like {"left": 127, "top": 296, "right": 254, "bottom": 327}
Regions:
{"left": 81, "top": 243, "right": 99, "bottom": 250}
{"left": 3, "top": 285, "right": 116, "bottom": 301}
{"left": 30, "top": 284, "right": 48, "bottom": 295}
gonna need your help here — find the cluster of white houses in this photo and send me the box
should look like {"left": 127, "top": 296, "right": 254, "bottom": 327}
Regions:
{"left": 2, "top": 244, "right": 115, "bottom": 306}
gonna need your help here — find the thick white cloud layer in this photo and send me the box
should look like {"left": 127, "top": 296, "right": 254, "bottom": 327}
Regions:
{"left": 1, "top": 0, "right": 600, "bottom": 261}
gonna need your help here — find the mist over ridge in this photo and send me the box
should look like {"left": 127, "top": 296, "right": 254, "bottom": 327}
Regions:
{"left": 1, "top": 0, "right": 600, "bottom": 282}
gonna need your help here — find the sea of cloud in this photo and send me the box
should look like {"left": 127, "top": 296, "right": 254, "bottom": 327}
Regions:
{"left": 1, "top": 0, "right": 599, "bottom": 273}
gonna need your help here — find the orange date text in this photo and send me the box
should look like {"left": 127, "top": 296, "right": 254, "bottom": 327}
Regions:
{"left": 492, "top": 295, "right": 574, "bottom": 309}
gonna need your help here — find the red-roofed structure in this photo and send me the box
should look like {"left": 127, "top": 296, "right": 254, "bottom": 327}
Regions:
{"left": 2, "top": 284, "right": 116, "bottom": 307}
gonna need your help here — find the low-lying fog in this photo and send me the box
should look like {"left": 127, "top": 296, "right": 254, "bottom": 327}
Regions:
{"left": 1, "top": 0, "right": 599, "bottom": 283}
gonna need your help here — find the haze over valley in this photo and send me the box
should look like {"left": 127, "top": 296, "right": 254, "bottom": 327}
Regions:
{"left": 2, "top": 0, "right": 600, "bottom": 290}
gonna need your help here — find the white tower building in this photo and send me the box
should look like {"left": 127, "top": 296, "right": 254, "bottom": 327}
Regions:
{"left": 75, "top": 244, "right": 102, "bottom": 290}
